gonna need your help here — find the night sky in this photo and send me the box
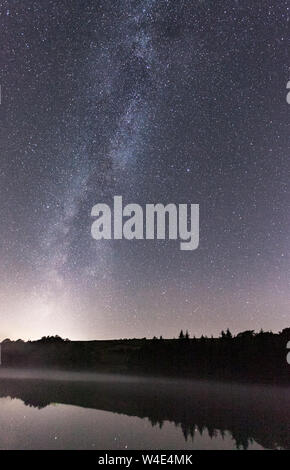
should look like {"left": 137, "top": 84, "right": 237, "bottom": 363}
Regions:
{"left": 1, "top": 0, "right": 289, "bottom": 341}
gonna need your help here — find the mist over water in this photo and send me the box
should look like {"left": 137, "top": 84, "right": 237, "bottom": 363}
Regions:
{"left": 0, "top": 369, "right": 288, "bottom": 450}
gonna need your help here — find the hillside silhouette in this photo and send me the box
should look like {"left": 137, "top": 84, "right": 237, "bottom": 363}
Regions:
{"left": 1, "top": 328, "right": 290, "bottom": 384}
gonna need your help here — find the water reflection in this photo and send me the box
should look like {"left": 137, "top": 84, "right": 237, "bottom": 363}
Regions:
{"left": 0, "top": 369, "right": 288, "bottom": 449}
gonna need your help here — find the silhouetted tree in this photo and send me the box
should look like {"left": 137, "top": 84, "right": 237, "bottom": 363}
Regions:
{"left": 38, "top": 335, "right": 66, "bottom": 343}
{"left": 236, "top": 330, "right": 255, "bottom": 339}
{"left": 226, "top": 328, "right": 232, "bottom": 339}
{"left": 281, "top": 328, "right": 290, "bottom": 337}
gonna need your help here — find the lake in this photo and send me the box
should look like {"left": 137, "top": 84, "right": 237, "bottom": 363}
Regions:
{"left": 0, "top": 369, "right": 288, "bottom": 450}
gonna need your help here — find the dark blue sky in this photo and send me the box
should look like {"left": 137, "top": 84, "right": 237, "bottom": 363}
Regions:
{"left": 1, "top": 0, "right": 289, "bottom": 340}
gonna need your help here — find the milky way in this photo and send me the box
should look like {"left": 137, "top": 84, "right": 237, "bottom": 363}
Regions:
{"left": 1, "top": 0, "right": 289, "bottom": 340}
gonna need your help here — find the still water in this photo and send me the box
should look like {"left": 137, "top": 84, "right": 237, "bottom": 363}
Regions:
{"left": 0, "top": 369, "right": 288, "bottom": 450}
